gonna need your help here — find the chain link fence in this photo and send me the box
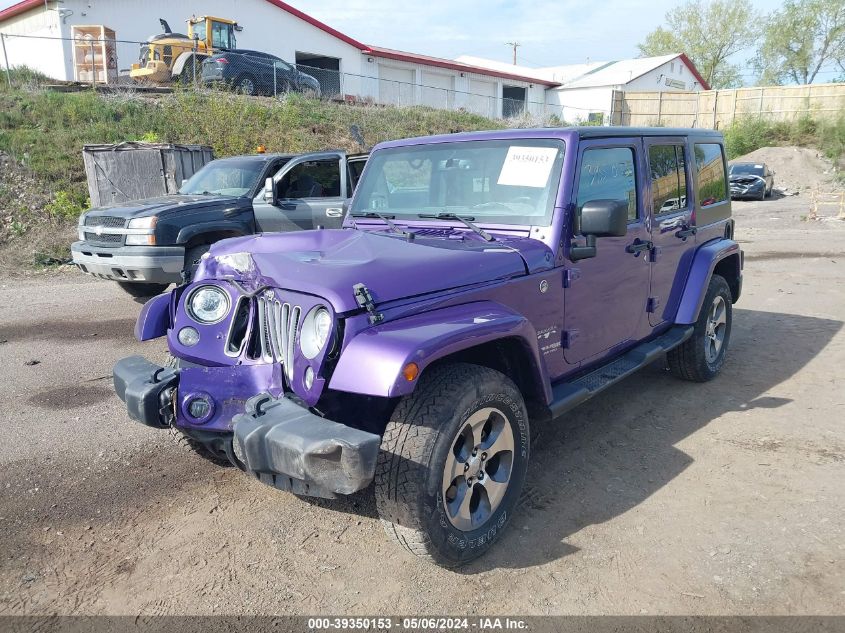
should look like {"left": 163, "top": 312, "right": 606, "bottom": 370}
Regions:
{"left": 0, "top": 32, "right": 601, "bottom": 124}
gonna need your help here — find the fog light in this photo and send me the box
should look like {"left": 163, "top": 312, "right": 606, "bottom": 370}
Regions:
{"left": 304, "top": 366, "right": 315, "bottom": 389}
{"left": 178, "top": 326, "right": 199, "bottom": 346}
{"left": 188, "top": 397, "right": 211, "bottom": 419}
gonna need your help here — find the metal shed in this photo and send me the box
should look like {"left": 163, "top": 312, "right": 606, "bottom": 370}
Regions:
{"left": 82, "top": 142, "right": 214, "bottom": 207}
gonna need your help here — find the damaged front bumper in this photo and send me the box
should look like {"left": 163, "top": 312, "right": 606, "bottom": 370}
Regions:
{"left": 112, "top": 356, "right": 380, "bottom": 497}
{"left": 233, "top": 394, "right": 381, "bottom": 499}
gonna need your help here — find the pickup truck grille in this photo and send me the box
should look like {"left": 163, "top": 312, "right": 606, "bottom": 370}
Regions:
{"left": 256, "top": 292, "right": 301, "bottom": 380}
{"left": 84, "top": 216, "right": 126, "bottom": 228}
{"left": 83, "top": 232, "right": 123, "bottom": 246}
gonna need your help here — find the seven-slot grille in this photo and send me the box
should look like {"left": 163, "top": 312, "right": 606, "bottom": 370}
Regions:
{"left": 256, "top": 292, "right": 301, "bottom": 380}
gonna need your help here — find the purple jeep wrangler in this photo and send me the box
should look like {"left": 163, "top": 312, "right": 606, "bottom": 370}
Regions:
{"left": 115, "top": 127, "right": 742, "bottom": 567}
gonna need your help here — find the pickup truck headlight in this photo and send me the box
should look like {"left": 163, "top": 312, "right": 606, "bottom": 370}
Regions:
{"left": 77, "top": 213, "right": 85, "bottom": 241}
{"left": 187, "top": 285, "right": 231, "bottom": 324}
{"left": 300, "top": 306, "right": 332, "bottom": 359}
{"left": 126, "top": 216, "right": 157, "bottom": 246}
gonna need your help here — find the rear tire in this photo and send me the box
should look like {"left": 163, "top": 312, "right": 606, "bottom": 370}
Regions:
{"left": 667, "top": 274, "right": 732, "bottom": 382}
{"left": 375, "top": 363, "right": 530, "bottom": 568}
{"left": 116, "top": 282, "right": 169, "bottom": 299}
{"left": 236, "top": 74, "right": 257, "bottom": 96}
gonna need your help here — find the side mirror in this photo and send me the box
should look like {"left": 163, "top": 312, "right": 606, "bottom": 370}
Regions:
{"left": 570, "top": 199, "right": 629, "bottom": 261}
{"left": 263, "top": 177, "right": 276, "bottom": 204}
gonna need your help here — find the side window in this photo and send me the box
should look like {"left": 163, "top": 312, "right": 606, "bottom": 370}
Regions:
{"left": 694, "top": 143, "right": 727, "bottom": 207}
{"left": 347, "top": 159, "right": 366, "bottom": 196}
{"left": 278, "top": 160, "right": 342, "bottom": 199}
{"left": 649, "top": 144, "right": 689, "bottom": 215}
{"left": 577, "top": 147, "right": 638, "bottom": 221}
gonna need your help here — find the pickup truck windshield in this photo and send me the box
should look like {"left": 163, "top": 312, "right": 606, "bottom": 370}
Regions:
{"left": 178, "top": 159, "right": 266, "bottom": 197}
{"left": 351, "top": 139, "right": 565, "bottom": 226}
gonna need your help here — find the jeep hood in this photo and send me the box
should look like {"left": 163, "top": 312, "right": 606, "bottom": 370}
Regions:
{"left": 84, "top": 194, "right": 245, "bottom": 220}
{"left": 200, "top": 229, "right": 552, "bottom": 313}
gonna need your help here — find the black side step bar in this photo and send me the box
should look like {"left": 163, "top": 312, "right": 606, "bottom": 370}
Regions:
{"left": 549, "top": 325, "right": 693, "bottom": 420}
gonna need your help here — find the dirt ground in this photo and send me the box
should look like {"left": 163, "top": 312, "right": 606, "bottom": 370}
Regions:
{"left": 0, "top": 192, "right": 843, "bottom": 616}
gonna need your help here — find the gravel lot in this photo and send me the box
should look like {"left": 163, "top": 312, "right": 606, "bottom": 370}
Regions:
{"left": 0, "top": 194, "right": 843, "bottom": 616}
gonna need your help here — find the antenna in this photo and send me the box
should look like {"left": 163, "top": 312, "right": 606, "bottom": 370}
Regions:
{"left": 505, "top": 41, "right": 521, "bottom": 65}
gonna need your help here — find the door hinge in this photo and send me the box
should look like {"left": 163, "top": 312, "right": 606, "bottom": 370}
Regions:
{"left": 563, "top": 329, "right": 580, "bottom": 348}
{"left": 649, "top": 246, "right": 661, "bottom": 263}
{"left": 646, "top": 297, "right": 661, "bottom": 313}
{"left": 563, "top": 268, "right": 581, "bottom": 288}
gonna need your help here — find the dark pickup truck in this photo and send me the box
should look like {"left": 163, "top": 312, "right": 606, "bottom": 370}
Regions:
{"left": 72, "top": 150, "right": 367, "bottom": 298}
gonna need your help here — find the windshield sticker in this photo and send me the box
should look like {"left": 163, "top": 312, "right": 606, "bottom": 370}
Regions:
{"left": 497, "top": 146, "right": 558, "bottom": 188}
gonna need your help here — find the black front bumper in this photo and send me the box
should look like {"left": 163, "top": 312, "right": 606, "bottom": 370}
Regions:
{"left": 233, "top": 394, "right": 381, "bottom": 499}
{"left": 113, "top": 356, "right": 178, "bottom": 428}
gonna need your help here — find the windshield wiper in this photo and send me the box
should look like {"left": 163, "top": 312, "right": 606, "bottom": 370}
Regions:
{"left": 417, "top": 212, "right": 494, "bottom": 242}
{"left": 351, "top": 212, "right": 414, "bottom": 240}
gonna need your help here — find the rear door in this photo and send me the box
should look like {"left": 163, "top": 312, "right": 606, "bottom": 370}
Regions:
{"left": 644, "top": 138, "right": 695, "bottom": 327}
{"left": 253, "top": 152, "right": 347, "bottom": 232}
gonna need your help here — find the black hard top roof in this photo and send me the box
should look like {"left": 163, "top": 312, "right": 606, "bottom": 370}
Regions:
{"left": 572, "top": 126, "right": 724, "bottom": 139}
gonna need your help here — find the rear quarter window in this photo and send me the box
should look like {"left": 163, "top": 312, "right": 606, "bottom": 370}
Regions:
{"left": 695, "top": 143, "right": 727, "bottom": 207}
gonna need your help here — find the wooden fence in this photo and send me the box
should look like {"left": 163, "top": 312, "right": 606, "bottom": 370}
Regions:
{"left": 611, "top": 83, "right": 845, "bottom": 129}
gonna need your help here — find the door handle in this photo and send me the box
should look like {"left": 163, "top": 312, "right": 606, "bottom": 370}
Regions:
{"left": 675, "top": 227, "right": 697, "bottom": 240}
{"left": 625, "top": 239, "right": 653, "bottom": 255}
{"left": 325, "top": 207, "right": 343, "bottom": 218}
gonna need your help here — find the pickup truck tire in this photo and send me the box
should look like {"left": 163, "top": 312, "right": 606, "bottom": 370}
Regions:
{"left": 668, "top": 274, "right": 732, "bottom": 382}
{"left": 164, "top": 354, "right": 232, "bottom": 467}
{"left": 116, "top": 282, "right": 169, "bottom": 299}
{"left": 185, "top": 244, "right": 211, "bottom": 280}
{"left": 375, "top": 363, "right": 530, "bottom": 568}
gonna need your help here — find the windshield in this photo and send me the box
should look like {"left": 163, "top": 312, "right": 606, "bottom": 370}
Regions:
{"left": 730, "top": 164, "right": 764, "bottom": 176}
{"left": 178, "top": 159, "right": 265, "bottom": 197}
{"left": 351, "top": 139, "right": 565, "bottom": 225}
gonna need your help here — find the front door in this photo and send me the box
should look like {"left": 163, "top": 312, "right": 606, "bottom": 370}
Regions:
{"left": 563, "top": 140, "right": 652, "bottom": 365}
{"left": 253, "top": 152, "right": 348, "bottom": 232}
{"left": 645, "top": 139, "right": 695, "bottom": 327}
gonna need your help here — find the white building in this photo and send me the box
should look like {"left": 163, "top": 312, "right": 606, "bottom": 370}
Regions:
{"left": 0, "top": 0, "right": 558, "bottom": 118}
{"left": 457, "top": 53, "right": 710, "bottom": 123}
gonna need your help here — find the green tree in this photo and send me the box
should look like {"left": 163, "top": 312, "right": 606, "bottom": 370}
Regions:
{"left": 755, "top": 0, "right": 845, "bottom": 85}
{"left": 638, "top": 0, "right": 757, "bottom": 89}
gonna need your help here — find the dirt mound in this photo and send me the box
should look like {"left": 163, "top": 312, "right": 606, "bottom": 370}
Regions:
{"left": 731, "top": 146, "right": 838, "bottom": 194}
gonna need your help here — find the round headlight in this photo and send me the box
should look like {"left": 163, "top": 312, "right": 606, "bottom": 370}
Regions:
{"left": 300, "top": 306, "right": 332, "bottom": 359}
{"left": 187, "top": 285, "right": 230, "bottom": 324}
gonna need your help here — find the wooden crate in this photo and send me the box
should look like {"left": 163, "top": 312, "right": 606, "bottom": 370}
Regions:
{"left": 82, "top": 143, "right": 214, "bottom": 207}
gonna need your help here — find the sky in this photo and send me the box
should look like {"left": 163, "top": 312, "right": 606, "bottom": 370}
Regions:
{"left": 290, "top": 0, "right": 784, "bottom": 78}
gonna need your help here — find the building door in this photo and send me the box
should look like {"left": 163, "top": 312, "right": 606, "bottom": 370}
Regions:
{"left": 468, "top": 79, "right": 496, "bottom": 117}
{"left": 295, "top": 52, "right": 341, "bottom": 98}
{"left": 379, "top": 66, "right": 414, "bottom": 106}
{"left": 563, "top": 140, "right": 652, "bottom": 365}
{"left": 502, "top": 85, "right": 526, "bottom": 118}
{"left": 421, "top": 72, "right": 454, "bottom": 109}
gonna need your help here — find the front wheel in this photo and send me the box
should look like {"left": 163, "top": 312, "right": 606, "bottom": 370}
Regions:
{"left": 374, "top": 363, "right": 530, "bottom": 568}
{"left": 116, "top": 281, "right": 169, "bottom": 299}
{"left": 667, "top": 274, "right": 733, "bottom": 382}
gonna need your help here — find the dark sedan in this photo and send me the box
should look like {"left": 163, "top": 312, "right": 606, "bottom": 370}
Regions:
{"left": 201, "top": 50, "right": 321, "bottom": 97}
{"left": 729, "top": 162, "right": 774, "bottom": 200}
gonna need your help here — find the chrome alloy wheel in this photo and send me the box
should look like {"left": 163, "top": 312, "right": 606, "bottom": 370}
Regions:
{"left": 442, "top": 407, "right": 515, "bottom": 531}
{"left": 705, "top": 295, "right": 728, "bottom": 364}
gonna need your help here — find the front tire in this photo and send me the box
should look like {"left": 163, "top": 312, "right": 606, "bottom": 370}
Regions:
{"left": 184, "top": 244, "right": 210, "bottom": 281}
{"left": 116, "top": 281, "right": 169, "bottom": 299}
{"left": 667, "top": 274, "right": 732, "bottom": 382}
{"left": 236, "top": 74, "right": 257, "bottom": 96}
{"left": 375, "top": 363, "right": 530, "bottom": 568}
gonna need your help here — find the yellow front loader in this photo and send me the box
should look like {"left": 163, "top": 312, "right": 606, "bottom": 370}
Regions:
{"left": 130, "top": 16, "right": 241, "bottom": 84}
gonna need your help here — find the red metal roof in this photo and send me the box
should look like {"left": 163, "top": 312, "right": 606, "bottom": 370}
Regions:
{"left": 0, "top": 0, "right": 41, "bottom": 22}
{"left": 678, "top": 53, "right": 710, "bottom": 91}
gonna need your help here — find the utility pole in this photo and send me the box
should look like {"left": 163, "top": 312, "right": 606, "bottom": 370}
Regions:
{"left": 506, "top": 41, "right": 521, "bottom": 65}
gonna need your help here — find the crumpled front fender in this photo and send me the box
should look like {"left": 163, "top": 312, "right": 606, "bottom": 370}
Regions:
{"left": 329, "top": 301, "right": 551, "bottom": 402}
{"left": 134, "top": 292, "right": 172, "bottom": 341}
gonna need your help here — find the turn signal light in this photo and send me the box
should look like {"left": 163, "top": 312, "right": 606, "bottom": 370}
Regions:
{"left": 256, "top": 145, "right": 266, "bottom": 154}
{"left": 402, "top": 362, "right": 419, "bottom": 382}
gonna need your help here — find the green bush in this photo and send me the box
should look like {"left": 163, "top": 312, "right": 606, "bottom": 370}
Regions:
{"left": 45, "top": 190, "right": 89, "bottom": 221}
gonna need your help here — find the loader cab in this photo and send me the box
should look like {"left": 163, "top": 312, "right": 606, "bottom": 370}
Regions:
{"left": 188, "top": 16, "right": 239, "bottom": 50}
